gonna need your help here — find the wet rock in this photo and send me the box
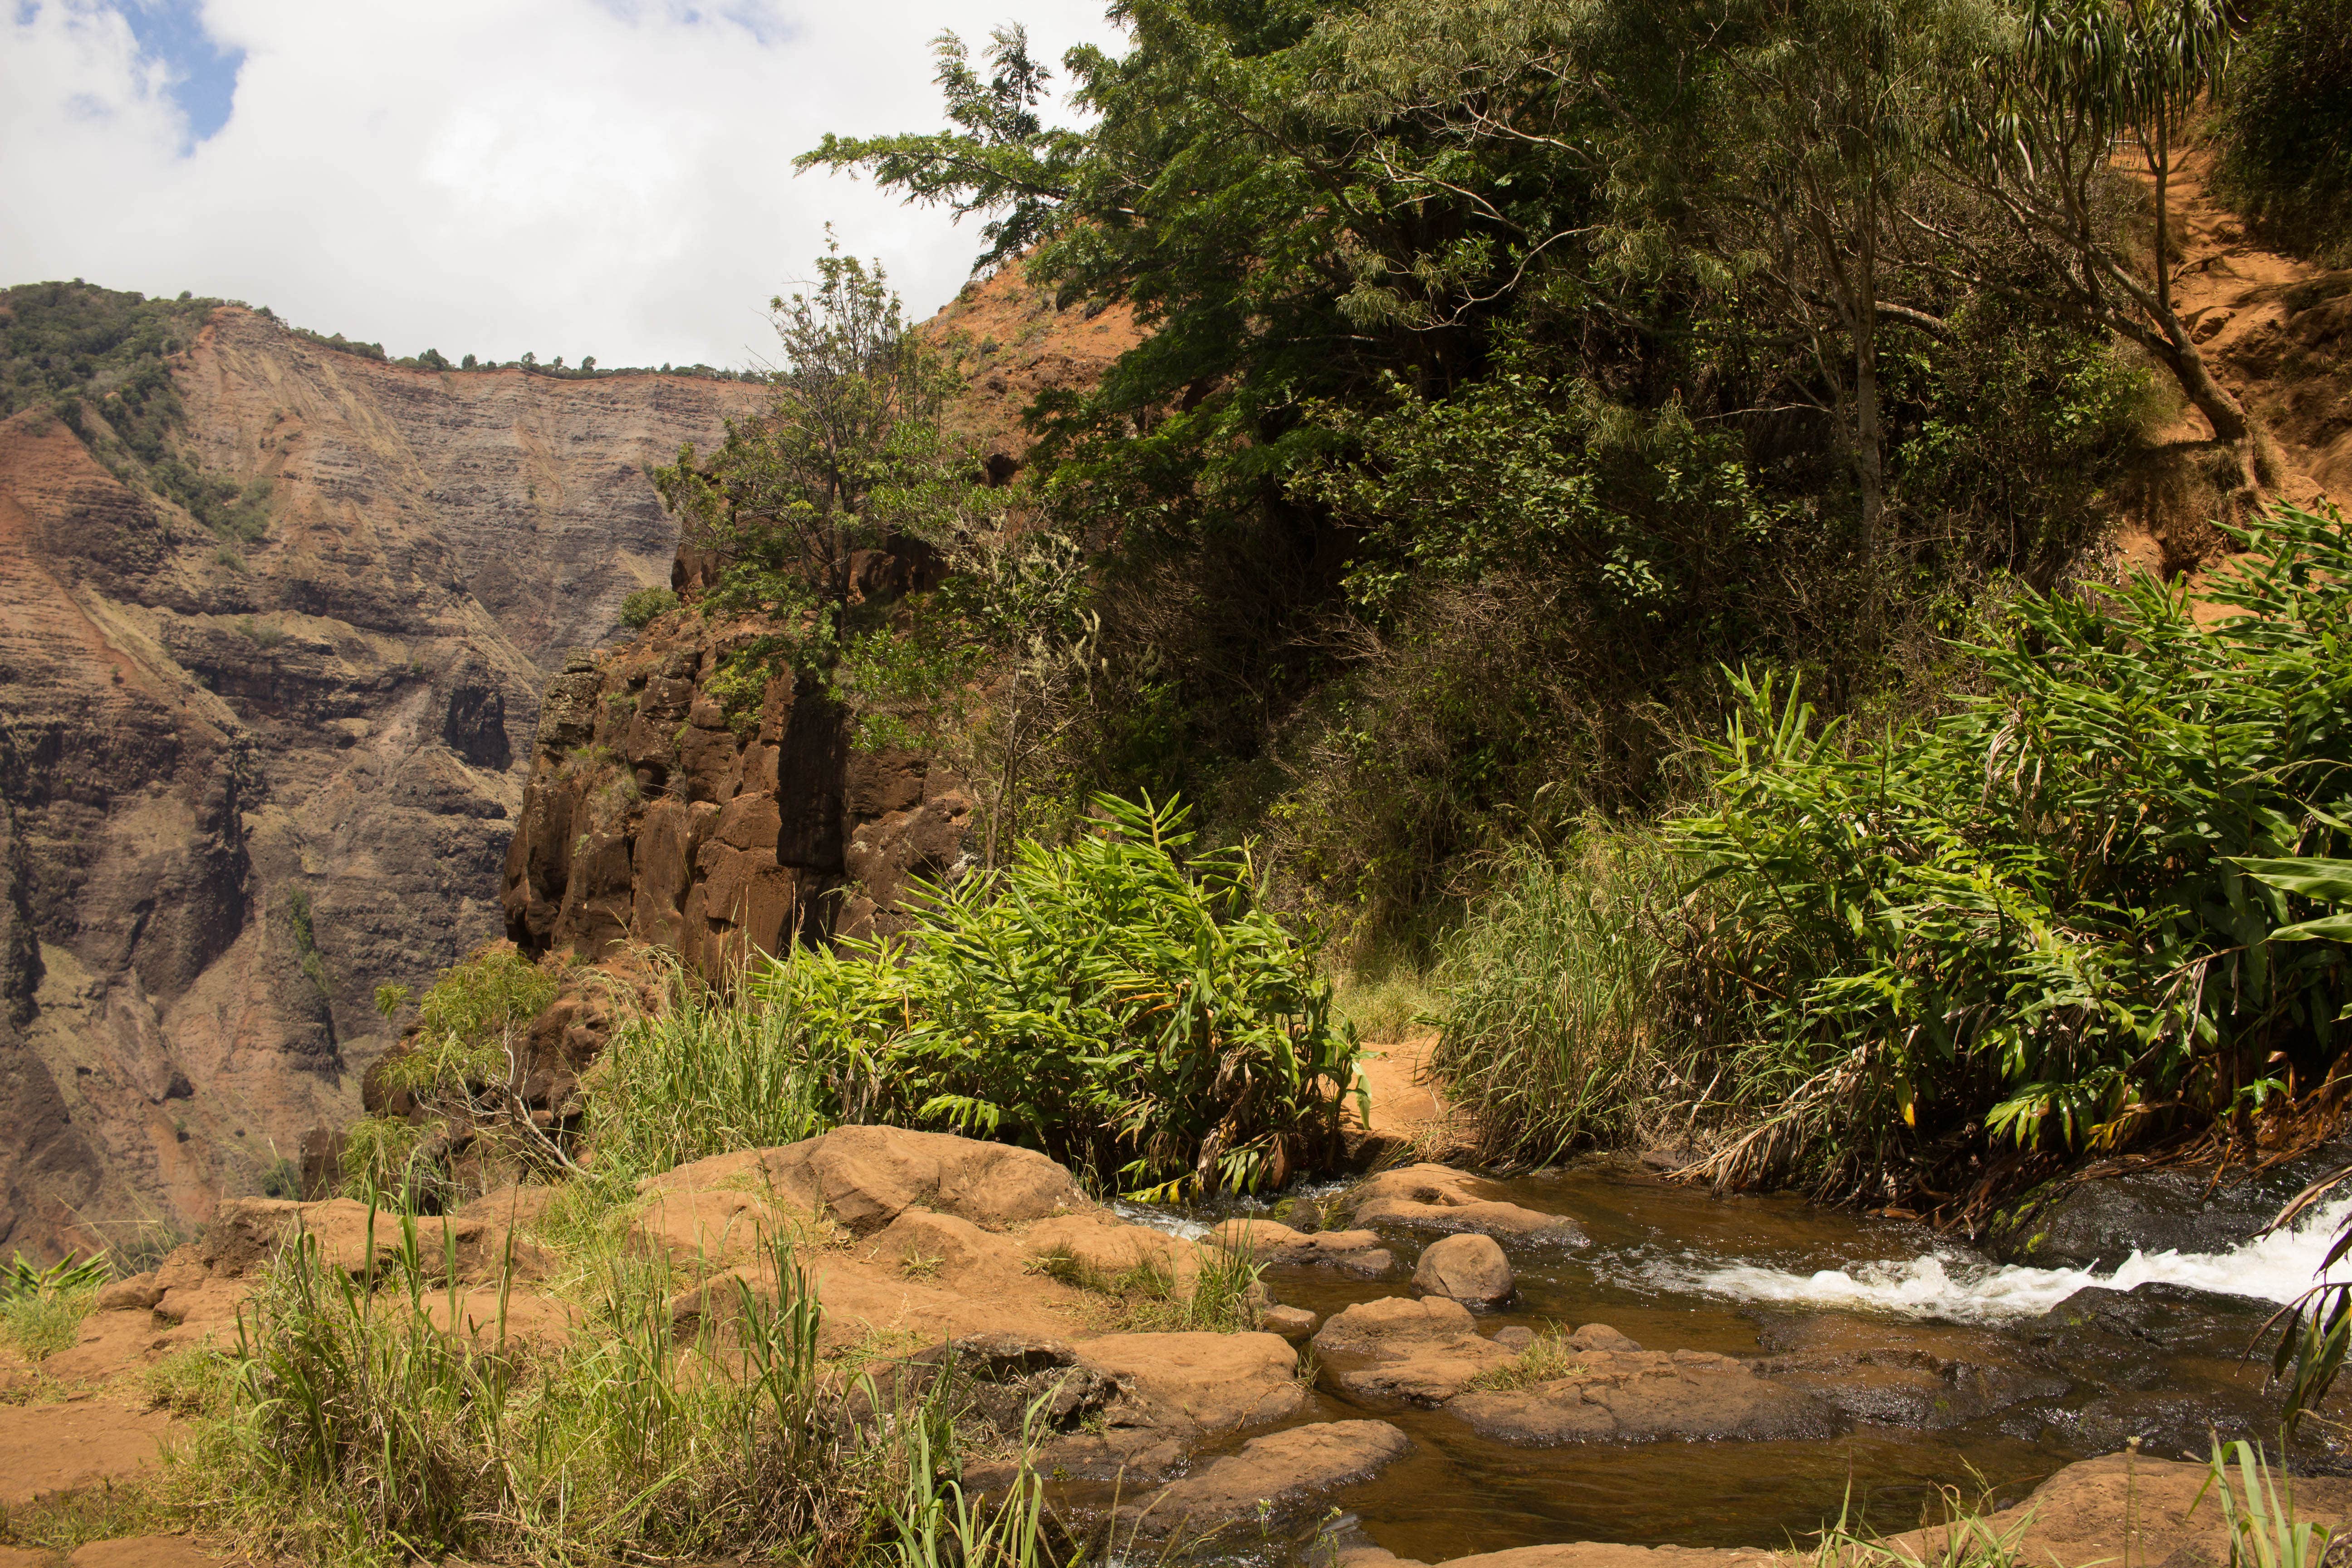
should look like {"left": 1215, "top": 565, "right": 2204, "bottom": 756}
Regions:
{"left": 1753, "top": 1316, "right": 2068, "bottom": 1431}
{"left": 1120, "top": 1421, "right": 1410, "bottom": 1538}
{"left": 1077, "top": 1331, "right": 1306, "bottom": 1435}
{"left": 1349, "top": 1165, "right": 1588, "bottom": 1245}
{"left": 1264, "top": 1304, "right": 1319, "bottom": 1340}
{"left": 1414, "top": 1233, "right": 1514, "bottom": 1305}
{"left": 2024, "top": 1281, "right": 2269, "bottom": 1358}
{"left": 1982, "top": 1144, "right": 2352, "bottom": 1267}
{"left": 1567, "top": 1323, "right": 1640, "bottom": 1353}
{"left": 1311, "top": 1295, "right": 1519, "bottom": 1404}
{"left": 1212, "top": 1217, "right": 1394, "bottom": 1277}
{"left": 1448, "top": 1348, "right": 1839, "bottom": 1445}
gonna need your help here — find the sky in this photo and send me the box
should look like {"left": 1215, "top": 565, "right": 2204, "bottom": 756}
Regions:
{"left": 0, "top": 0, "right": 1122, "bottom": 369}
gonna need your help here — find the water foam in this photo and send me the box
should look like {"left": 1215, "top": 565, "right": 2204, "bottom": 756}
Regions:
{"left": 1658, "top": 1194, "right": 2352, "bottom": 1323}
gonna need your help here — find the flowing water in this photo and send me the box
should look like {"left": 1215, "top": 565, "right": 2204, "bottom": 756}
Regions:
{"left": 1127, "top": 1161, "right": 2352, "bottom": 1560}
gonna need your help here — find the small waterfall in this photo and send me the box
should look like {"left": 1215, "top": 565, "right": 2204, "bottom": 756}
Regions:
{"left": 1656, "top": 1193, "right": 2352, "bottom": 1323}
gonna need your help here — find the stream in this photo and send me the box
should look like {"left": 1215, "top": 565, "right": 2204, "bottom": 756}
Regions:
{"left": 1123, "top": 1160, "right": 2352, "bottom": 1560}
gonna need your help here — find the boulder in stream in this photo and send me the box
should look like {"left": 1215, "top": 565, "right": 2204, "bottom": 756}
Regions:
{"left": 1448, "top": 1343, "right": 1840, "bottom": 1445}
{"left": 1311, "top": 1296, "right": 1521, "bottom": 1403}
{"left": 1414, "top": 1234, "right": 1514, "bottom": 1305}
{"left": 1981, "top": 1142, "right": 2352, "bottom": 1268}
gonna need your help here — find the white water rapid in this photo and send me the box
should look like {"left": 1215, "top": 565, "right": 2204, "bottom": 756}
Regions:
{"left": 1654, "top": 1193, "right": 2352, "bottom": 1324}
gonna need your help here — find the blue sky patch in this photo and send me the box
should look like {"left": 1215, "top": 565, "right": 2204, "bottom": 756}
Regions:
{"left": 117, "top": 0, "right": 244, "bottom": 148}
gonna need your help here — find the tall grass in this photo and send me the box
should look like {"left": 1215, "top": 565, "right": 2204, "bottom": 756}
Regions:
{"left": 0, "top": 1254, "right": 108, "bottom": 1362}
{"left": 588, "top": 959, "right": 832, "bottom": 1185}
{"left": 1430, "top": 833, "right": 1701, "bottom": 1162}
{"left": 173, "top": 1207, "right": 1044, "bottom": 1568}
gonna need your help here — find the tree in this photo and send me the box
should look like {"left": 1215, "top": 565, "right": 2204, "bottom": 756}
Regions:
{"left": 1934, "top": 0, "right": 2250, "bottom": 464}
{"left": 799, "top": 25, "right": 1085, "bottom": 278}
{"left": 1691, "top": 0, "right": 1954, "bottom": 569}
{"left": 653, "top": 243, "right": 968, "bottom": 664}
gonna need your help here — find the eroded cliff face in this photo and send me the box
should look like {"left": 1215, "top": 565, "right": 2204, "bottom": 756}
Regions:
{"left": 0, "top": 313, "right": 766, "bottom": 1258}
{"left": 500, "top": 260, "right": 1138, "bottom": 977}
{"left": 499, "top": 594, "right": 974, "bottom": 976}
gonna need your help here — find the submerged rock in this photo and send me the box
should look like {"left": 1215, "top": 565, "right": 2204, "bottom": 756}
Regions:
{"left": 1349, "top": 1164, "right": 1589, "bottom": 1244}
{"left": 1414, "top": 1233, "right": 1514, "bottom": 1305}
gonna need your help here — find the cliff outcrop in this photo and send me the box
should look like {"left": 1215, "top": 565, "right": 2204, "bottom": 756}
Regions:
{"left": 0, "top": 310, "right": 766, "bottom": 1259}
{"left": 497, "top": 593, "right": 973, "bottom": 972}
{"left": 499, "top": 260, "right": 1138, "bottom": 973}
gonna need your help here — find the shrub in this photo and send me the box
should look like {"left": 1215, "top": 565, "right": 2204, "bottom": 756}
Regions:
{"left": 1671, "top": 503, "right": 2352, "bottom": 1200}
{"left": 2219, "top": 0, "right": 2352, "bottom": 256}
{"left": 618, "top": 586, "right": 676, "bottom": 629}
{"left": 771, "top": 794, "right": 1359, "bottom": 1199}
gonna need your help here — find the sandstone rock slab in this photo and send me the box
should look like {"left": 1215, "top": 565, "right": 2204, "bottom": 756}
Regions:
{"left": 1447, "top": 1348, "right": 1838, "bottom": 1445}
{"left": 1123, "top": 1420, "right": 1410, "bottom": 1537}
{"left": 1212, "top": 1218, "right": 1394, "bottom": 1277}
{"left": 1077, "top": 1330, "right": 1305, "bottom": 1434}
{"left": 1311, "top": 1296, "right": 1519, "bottom": 1404}
{"left": 1350, "top": 1166, "right": 1587, "bottom": 1245}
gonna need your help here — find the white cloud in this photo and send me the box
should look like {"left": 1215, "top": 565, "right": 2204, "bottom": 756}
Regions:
{"left": 0, "top": 0, "right": 1120, "bottom": 366}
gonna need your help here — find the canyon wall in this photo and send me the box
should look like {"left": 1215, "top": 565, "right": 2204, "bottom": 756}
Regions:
{"left": 0, "top": 310, "right": 767, "bottom": 1258}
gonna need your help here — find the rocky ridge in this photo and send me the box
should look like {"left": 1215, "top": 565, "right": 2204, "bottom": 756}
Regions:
{"left": 0, "top": 309, "right": 769, "bottom": 1259}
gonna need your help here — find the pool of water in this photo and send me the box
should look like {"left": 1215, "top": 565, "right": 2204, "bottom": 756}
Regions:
{"left": 1122, "top": 1158, "right": 2347, "bottom": 1559}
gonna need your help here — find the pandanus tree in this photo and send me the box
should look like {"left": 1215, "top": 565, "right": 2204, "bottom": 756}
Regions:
{"left": 1933, "top": 0, "right": 2251, "bottom": 469}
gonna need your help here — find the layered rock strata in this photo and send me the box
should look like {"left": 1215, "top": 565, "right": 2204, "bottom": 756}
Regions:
{"left": 0, "top": 309, "right": 768, "bottom": 1259}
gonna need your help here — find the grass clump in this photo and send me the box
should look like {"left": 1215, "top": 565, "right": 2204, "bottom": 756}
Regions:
{"left": 1025, "top": 1241, "right": 1264, "bottom": 1334}
{"left": 0, "top": 1479, "right": 160, "bottom": 1555}
{"left": 1334, "top": 961, "right": 1439, "bottom": 1043}
{"left": 1464, "top": 1325, "right": 1585, "bottom": 1392}
{"left": 1432, "top": 832, "right": 1697, "bottom": 1162}
{"left": 0, "top": 1254, "right": 109, "bottom": 1362}
{"left": 167, "top": 1213, "right": 958, "bottom": 1567}
{"left": 587, "top": 960, "right": 831, "bottom": 1185}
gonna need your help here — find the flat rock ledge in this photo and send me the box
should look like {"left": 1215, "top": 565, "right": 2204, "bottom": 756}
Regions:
{"left": 1123, "top": 1421, "right": 1411, "bottom": 1539}
{"left": 1448, "top": 1347, "right": 1838, "bottom": 1445}
{"left": 1349, "top": 1165, "right": 1588, "bottom": 1245}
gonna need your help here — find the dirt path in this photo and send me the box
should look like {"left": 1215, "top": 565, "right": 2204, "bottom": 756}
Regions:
{"left": 2113, "top": 145, "right": 2352, "bottom": 580}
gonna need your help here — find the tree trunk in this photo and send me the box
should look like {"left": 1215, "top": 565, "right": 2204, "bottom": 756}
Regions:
{"left": 1855, "top": 304, "right": 1885, "bottom": 570}
{"left": 1851, "top": 209, "right": 1885, "bottom": 571}
{"left": 2155, "top": 335, "right": 2252, "bottom": 447}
